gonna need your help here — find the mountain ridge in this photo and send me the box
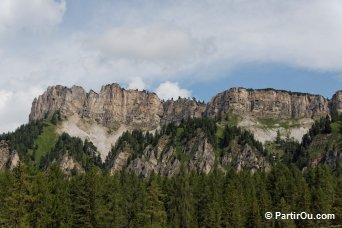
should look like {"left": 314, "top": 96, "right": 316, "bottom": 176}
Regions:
{"left": 29, "top": 83, "right": 341, "bottom": 124}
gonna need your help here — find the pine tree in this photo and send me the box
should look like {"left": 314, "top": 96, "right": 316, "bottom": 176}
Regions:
{"left": 46, "top": 165, "right": 73, "bottom": 227}
{"left": 310, "top": 165, "right": 335, "bottom": 227}
{"left": 96, "top": 173, "right": 126, "bottom": 227}
{"left": 222, "top": 168, "right": 245, "bottom": 227}
{"left": 1, "top": 162, "right": 31, "bottom": 227}
{"left": 324, "top": 115, "right": 332, "bottom": 134}
{"left": 140, "top": 173, "right": 167, "bottom": 227}
{"left": 26, "top": 167, "right": 52, "bottom": 227}
{"left": 167, "top": 166, "right": 195, "bottom": 228}
{"left": 70, "top": 168, "right": 99, "bottom": 227}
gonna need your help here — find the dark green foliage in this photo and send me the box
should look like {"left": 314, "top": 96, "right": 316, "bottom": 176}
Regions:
{"left": 106, "top": 130, "right": 153, "bottom": 163}
{"left": 324, "top": 115, "right": 332, "bottom": 134}
{"left": 237, "top": 130, "right": 264, "bottom": 153}
{"left": 279, "top": 116, "right": 340, "bottom": 169}
{"left": 220, "top": 126, "right": 241, "bottom": 148}
{"left": 106, "top": 117, "right": 266, "bottom": 166}
{"left": 331, "top": 109, "right": 342, "bottom": 122}
{"left": 0, "top": 121, "right": 44, "bottom": 161}
{"left": 0, "top": 163, "right": 339, "bottom": 227}
{"left": 51, "top": 110, "right": 61, "bottom": 125}
{"left": 40, "top": 133, "right": 102, "bottom": 170}
{"left": 0, "top": 115, "right": 340, "bottom": 226}
{"left": 176, "top": 117, "right": 217, "bottom": 146}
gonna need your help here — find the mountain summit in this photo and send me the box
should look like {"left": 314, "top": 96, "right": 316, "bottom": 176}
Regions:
{"left": 8, "top": 83, "right": 337, "bottom": 176}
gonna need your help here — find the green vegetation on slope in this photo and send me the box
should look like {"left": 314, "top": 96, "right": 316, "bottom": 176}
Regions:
{"left": 0, "top": 121, "right": 44, "bottom": 162}
{"left": 331, "top": 121, "right": 342, "bottom": 134}
{"left": 31, "top": 124, "right": 58, "bottom": 164}
{"left": 0, "top": 163, "right": 339, "bottom": 227}
{"left": 40, "top": 133, "right": 102, "bottom": 170}
{"left": 219, "top": 112, "right": 241, "bottom": 127}
{"left": 258, "top": 118, "right": 300, "bottom": 129}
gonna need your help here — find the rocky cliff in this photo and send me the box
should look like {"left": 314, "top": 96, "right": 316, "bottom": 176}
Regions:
{"left": 0, "top": 140, "right": 19, "bottom": 171}
{"left": 0, "top": 141, "right": 9, "bottom": 171}
{"left": 161, "top": 98, "right": 205, "bottom": 125}
{"left": 30, "top": 84, "right": 204, "bottom": 130}
{"left": 30, "top": 84, "right": 163, "bottom": 130}
{"left": 30, "top": 85, "right": 336, "bottom": 127}
{"left": 107, "top": 131, "right": 269, "bottom": 176}
{"left": 205, "top": 87, "right": 330, "bottom": 119}
{"left": 331, "top": 90, "right": 342, "bottom": 114}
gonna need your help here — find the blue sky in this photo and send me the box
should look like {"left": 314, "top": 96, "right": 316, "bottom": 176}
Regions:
{"left": 0, "top": 0, "right": 341, "bottom": 132}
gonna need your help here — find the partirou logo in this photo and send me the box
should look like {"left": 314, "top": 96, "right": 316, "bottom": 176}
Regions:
{"left": 265, "top": 212, "right": 335, "bottom": 220}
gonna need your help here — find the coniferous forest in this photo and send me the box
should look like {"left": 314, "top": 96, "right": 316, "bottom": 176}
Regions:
{"left": 0, "top": 115, "right": 341, "bottom": 227}
{"left": 0, "top": 162, "right": 340, "bottom": 227}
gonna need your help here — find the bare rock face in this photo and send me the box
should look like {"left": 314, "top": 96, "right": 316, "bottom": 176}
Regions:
{"left": 161, "top": 98, "right": 205, "bottom": 125}
{"left": 9, "top": 152, "right": 20, "bottom": 170}
{"left": 0, "top": 141, "right": 10, "bottom": 171}
{"left": 108, "top": 133, "right": 216, "bottom": 176}
{"left": 113, "top": 137, "right": 181, "bottom": 177}
{"left": 59, "top": 154, "right": 85, "bottom": 175}
{"left": 30, "top": 84, "right": 206, "bottom": 131}
{"left": 109, "top": 150, "right": 131, "bottom": 175}
{"left": 0, "top": 141, "right": 20, "bottom": 171}
{"left": 331, "top": 91, "right": 342, "bottom": 114}
{"left": 221, "top": 143, "right": 271, "bottom": 174}
{"left": 29, "top": 85, "right": 87, "bottom": 122}
{"left": 205, "top": 87, "right": 329, "bottom": 119}
{"left": 30, "top": 85, "right": 335, "bottom": 130}
{"left": 186, "top": 134, "right": 215, "bottom": 174}
{"left": 127, "top": 145, "right": 159, "bottom": 176}
{"left": 30, "top": 84, "right": 163, "bottom": 130}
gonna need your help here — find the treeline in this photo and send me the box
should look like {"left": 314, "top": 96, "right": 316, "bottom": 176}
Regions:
{"left": 40, "top": 133, "right": 102, "bottom": 170}
{"left": 0, "top": 121, "right": 44, "bottom": 162}
{"left": 276, "top": 116, "right": 341, "bottom": 170}
{"left": 107, "top": 117, "right": 265, "bottom": 165}
{"left": 0, "top": 163, "right": 339, "bottom": 227}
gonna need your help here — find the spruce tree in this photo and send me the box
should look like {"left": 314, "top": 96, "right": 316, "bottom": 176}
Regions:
{"left": 1, "top": 162, "right": 31, "bottom": 227}
{"left": 140, "top": 173, "right": 167, "bottom": 227}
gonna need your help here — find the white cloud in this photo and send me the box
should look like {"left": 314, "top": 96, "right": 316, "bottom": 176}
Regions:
{"left": 1, "top": 0, "right": 342, "bottom": 132}
{"left": 0, "top": 0, "right": 66, "bottom": 34}
{"left": 0, "top": 90, "right": 12, "bottom": 110}
{"left": 99, "top": 26, "right": 192, "bottom": 61}
{"left": 155, "top": 81, "right": 191, "bottom": 100}
{"left": 0, "top": 87, "right": 43, "bottom": 133}
{"left": 127, "top": 77, "right": 146, "bottom": 90}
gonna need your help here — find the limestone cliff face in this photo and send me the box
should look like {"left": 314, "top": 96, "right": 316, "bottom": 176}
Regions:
{"left": 30, "top": 84, "right": 205, "bottom": 130}
{"left": 30, "top": 85, "right": 335, "bottom": 128}
{"left": 0, "top": 141, "right": 9, "bottom": 171}
{"left": 161, "top": 98, "right": 205, "bottom": 125}
{"left": 331, "top": 90, "right": 342, "bottom": 114}
{"left": 58, "top": 154, "right": 85, "bottom": 175}
{"left": 0, "top": 140, "right": 19, "bottom": 171}
{"left": 29, "top": 85, "right": 87, "bottom": 122}
{"left": 221, "top": 143, "right": 271, "bottom": 174}
{"left": 30, "top": 84, "right": 163, "bottom": 130}
{"left": 205, "top": 87, "right": 329, "bottom": 119}
{"left": 107, "top": 132, "right": 266, "bottom": 176}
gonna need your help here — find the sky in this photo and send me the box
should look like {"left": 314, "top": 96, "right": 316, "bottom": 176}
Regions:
{"left": 0, "top": 0, "right": 342, "bottom": 133}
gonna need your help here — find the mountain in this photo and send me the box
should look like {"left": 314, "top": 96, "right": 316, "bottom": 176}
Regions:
{"left": 30, "top": 84, "right": 337, "bottom": 125}
{"left": 1, "top": 83, "right": 341, "bottom": 175}
{"left": 0, "top": 83, "right": 341, "bottom": 227}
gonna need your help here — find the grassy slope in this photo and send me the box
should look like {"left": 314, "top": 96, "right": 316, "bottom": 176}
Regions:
{"left": 257, "top": 118, "right": 300, "bottom": 129}
{"left": 220, "top": 112, "right": 241, "bottom": 127}
{"left": 33, "top": 124, "right": 58, "bottom": 164}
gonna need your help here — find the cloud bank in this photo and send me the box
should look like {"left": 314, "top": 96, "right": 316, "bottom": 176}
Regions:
{"left": 1, "top": 0, "right": 342, "bottom": 132}
{"left": 155, "top": 81, "right": 191, "bottom": 100}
